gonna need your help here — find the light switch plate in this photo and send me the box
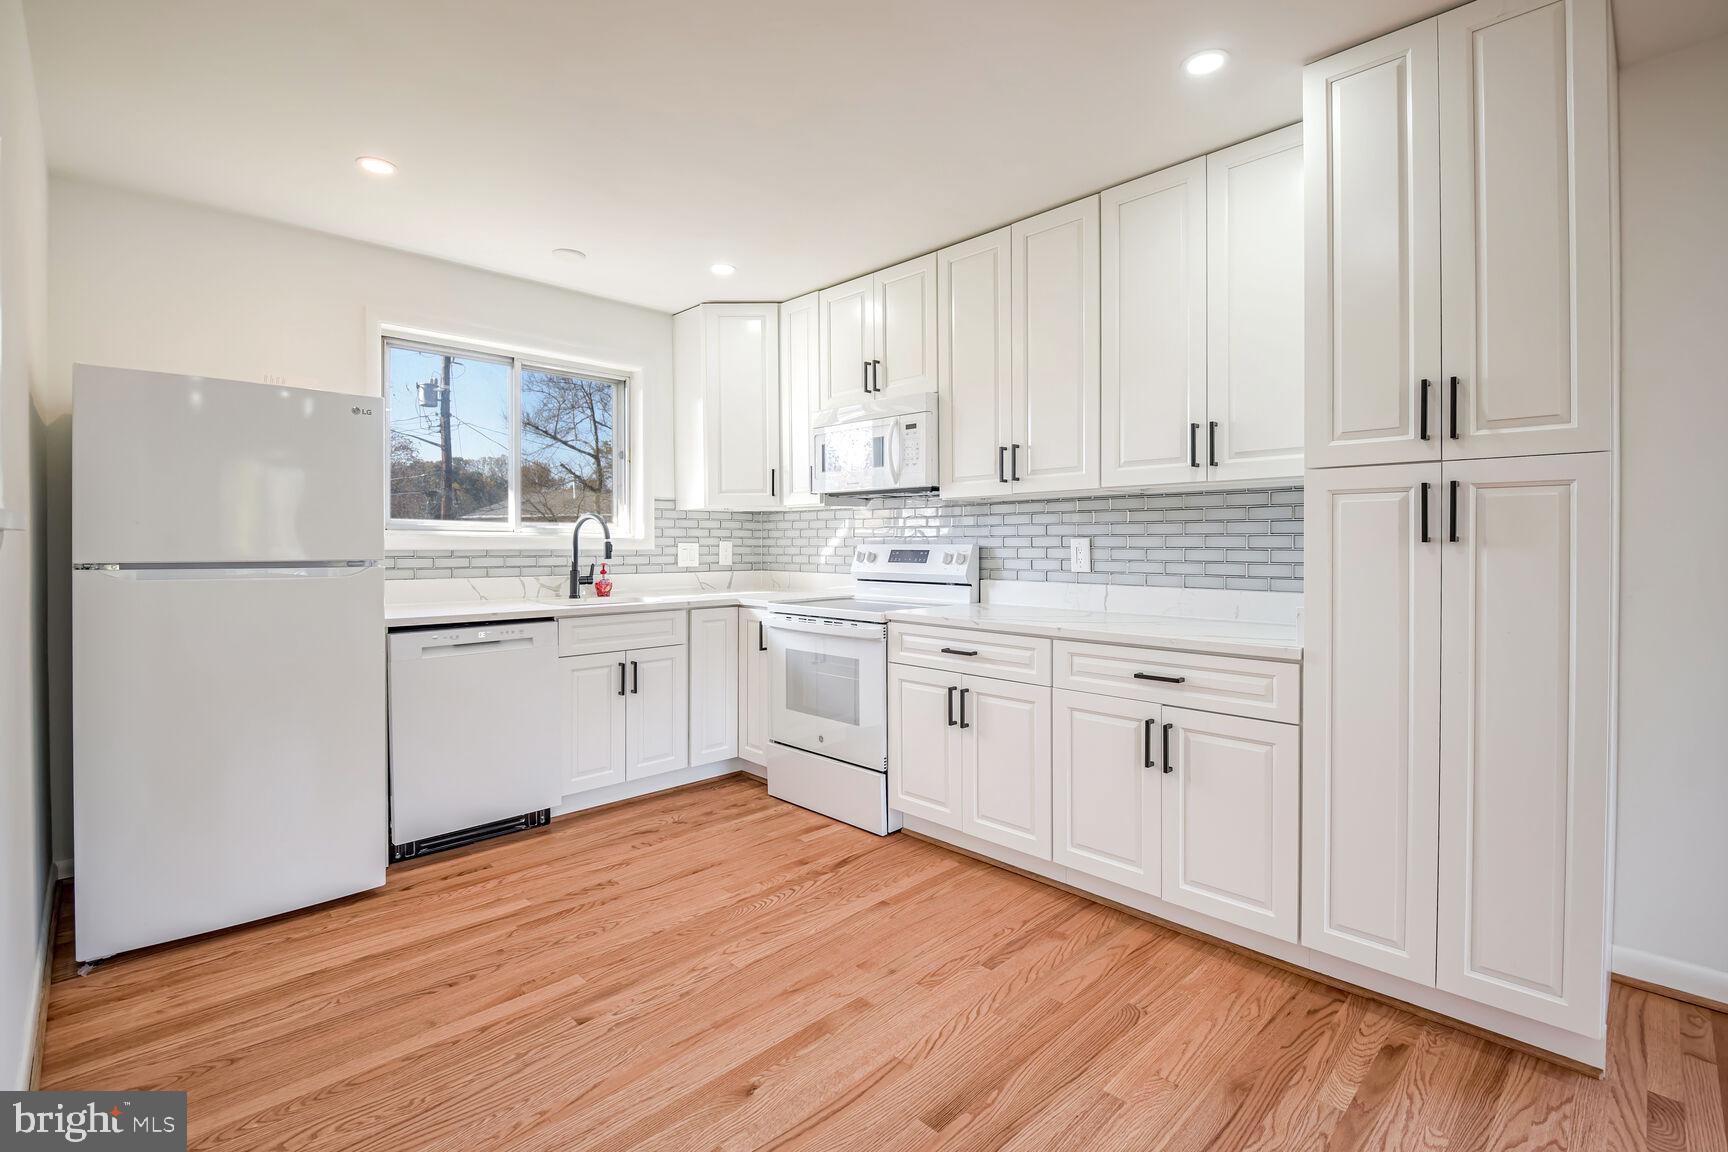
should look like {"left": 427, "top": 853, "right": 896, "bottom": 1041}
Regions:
{"left": 719, "top": 541, "right": 734, "bottom": 566}
{"left": 1070, "top": 537, "right": 1092, "bottom": 573}
{"left": 677, "top": 542, "right": 700, "bottom": 568}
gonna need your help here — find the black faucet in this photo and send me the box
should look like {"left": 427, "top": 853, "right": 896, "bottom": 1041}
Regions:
{"left": 568, "top": 513, "right": 613, "bottom": 598}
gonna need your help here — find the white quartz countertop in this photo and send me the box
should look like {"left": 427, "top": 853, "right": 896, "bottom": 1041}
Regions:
{"left": 384, "top": 585, "right": 849, "bottom": 629}
{"left": 883, "top": 603, "right": 1303, "bottom": 662}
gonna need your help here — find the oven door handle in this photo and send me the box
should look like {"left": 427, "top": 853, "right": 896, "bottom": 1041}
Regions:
{"left": 763, "top": 615, "right": 887, "bottom": 640}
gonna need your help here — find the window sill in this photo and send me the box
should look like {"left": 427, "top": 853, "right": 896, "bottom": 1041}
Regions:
{"left": 385, "top": 528, "right": 653, "bottom": 554}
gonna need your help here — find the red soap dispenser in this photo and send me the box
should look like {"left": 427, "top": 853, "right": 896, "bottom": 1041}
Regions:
{"left": 594, "top": 563, "right": 613, "bottom": 598}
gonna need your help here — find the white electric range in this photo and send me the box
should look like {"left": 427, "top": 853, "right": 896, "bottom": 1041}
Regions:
{"left": 764, "top": 540, "right": 980, "bottom": 835}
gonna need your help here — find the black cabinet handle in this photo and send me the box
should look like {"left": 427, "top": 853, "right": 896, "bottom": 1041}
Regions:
{"left": 1448, "top": 480, "right": 1460, "bottom": 543}
{"left": 1449, "top": 377, "right": 1460, "bottom": 440}
{"left": 998, "top": 446, "right": 1008, "bottom": 483}
{"left": 1144, "top": 717, "right": 1156, "bottom": 769}
{"left": 1208, "top": 421, "right": 1219, "bottom": 467}
{"left": 940, "top": 647, "right": 978, "bottom": 657}
{"left": 1010, "top": 444, "right": 1021, "bottom": 481}
{"left": 946, "top": 685, "right": 957, "bottom": 727}
{"left": 757, "top": 622, "right": 766, "bottom": 652}
{"left": 770, "top": 467, "right": 776, "bottom": 497}
{"left": 617, "top": 661, "right": 626, "bottom": 697}
{"left": 1189, "top": 423, "right": 1200, "bottom": 468}
{"left": 958, "top": 687, "right": 970, "bottom": 729}
{"left": 871, "top": 359, "right": 881, "bottom": 392}
{"left": 630, "top": 660, "right": 639, "bottom": 694}
{"left": 1133, "top": 672, "right": 1186, "bottom": 684}
{"left": 1162, "top": 723, "right": 1174, "bottom": 774}
{"left": 1420, "top": 379, "right": 1431, "bottom": 441}
{"left": 1420, "top": 481, "right": 1431, "bottom": 543}
{"left": 863, "top": 361, "right": 870, "bottom": 391}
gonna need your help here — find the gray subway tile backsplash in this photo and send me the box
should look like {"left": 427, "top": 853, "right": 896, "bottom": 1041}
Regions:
{"left": 384, "top": 488, "right": 1304, "bottom": 591}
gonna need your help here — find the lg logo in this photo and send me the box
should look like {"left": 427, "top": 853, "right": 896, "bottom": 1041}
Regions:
{"left": 350, "top": 406, "right": 373, "bottom": 416}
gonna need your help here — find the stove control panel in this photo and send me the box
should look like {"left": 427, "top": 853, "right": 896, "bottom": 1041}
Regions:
{"left": 850, "top": 540, "right": 978, "bottom": 585}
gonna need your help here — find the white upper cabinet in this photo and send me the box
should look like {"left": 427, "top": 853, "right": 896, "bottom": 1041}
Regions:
{"left": 1437, "top": 451, "right": 1611, "bottom": 1035}
{"left": 1301, "top": 464, "right": 1440, "bottom": 985}
{"left": 1438, "top": 0, "right": 1612, "bottom": 458}
{"left": 1011, "top": 195, "right": 1101, "bottom": 494}
{"left": 778, "top": 292, "right": 821, "bottom": 506}
{"left": 672, "top": 303, "right": 781, "bottom": 510}
{"left": 1304, "top": 20, "right": 1443, "bottom": 470}
{"left": 818, "top": 258, "right": 938, "bottom": 413}
{"left": 1100, "top": 160, "right": 1207, "bottom": 488}
{"left": 1207, "top": 126, "right": 1305, "bottom": 483}
{"left": 872, "top": 253, "right": 939, "bottom": 401}
{"left": 817, "top": 272, "right": 874, "bottom": 412}
{"left": 938, "top": 228, "right": 1014, "bottom": 500}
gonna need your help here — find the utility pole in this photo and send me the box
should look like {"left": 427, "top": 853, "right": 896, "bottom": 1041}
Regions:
{"left": 438, "top": 356, "right": 453, "bottom": 518}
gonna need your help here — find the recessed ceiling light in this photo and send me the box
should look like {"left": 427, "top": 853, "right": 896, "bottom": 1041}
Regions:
{"left": 356, "top": 155, "right": 397, "bottom": 176}
{"left": 1182, "top": 49, "right": 1229, "bottom": 76}
{"left": 552, "top": 248, "right": 587, "bottom": 263}
{"left": 710, "top": 263, "right": 736, "bottom": 277}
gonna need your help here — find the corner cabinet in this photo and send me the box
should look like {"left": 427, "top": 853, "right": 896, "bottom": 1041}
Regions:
{"left": 688, "top": 608, "right": 738, "bottom": 765}
{"left": 817, "top": 254, "right": 937, "bottom": 411}
{"left": 1304, "top": 0, "right": 1611, "bottom": 467}
{"left": 737, "top": 607, "right": 771, "bottom": 768}
{"left": 673, "top": 303, "right": 782, "bottom": 510}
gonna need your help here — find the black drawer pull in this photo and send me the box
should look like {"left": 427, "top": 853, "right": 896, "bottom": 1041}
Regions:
{"left": 1133, "top": 672, "right": 1186, "bottom": 684}
{"left": 940, "top": 647, "right": 979, "bottom": 657}
{"left": 1162, "top": 723, "right": 1174, "bottom": 774}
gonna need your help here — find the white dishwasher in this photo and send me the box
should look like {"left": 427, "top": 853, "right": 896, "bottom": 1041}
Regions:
{"left": 387, "top": 619, "right": 561, "bottom": 859}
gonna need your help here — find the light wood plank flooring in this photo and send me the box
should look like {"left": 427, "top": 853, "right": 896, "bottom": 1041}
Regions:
{"left": 41, "top": 775, "right": 1728, "bottom": 1150}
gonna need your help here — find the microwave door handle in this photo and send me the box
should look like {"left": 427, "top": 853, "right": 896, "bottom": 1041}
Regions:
{"left": 886, "top": 420, "right": 904, "bottom": 484}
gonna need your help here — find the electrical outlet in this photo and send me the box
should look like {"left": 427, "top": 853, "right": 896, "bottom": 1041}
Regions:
{"left": 719, "top": 541, "right": 734, "bottom": 566}
{"left": 677, "top": 542, "right": 700, "bottom": 568}
{"left": 1070, "top": 537, "right": 1092, "bottom": 574}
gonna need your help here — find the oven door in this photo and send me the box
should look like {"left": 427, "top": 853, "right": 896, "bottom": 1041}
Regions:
{"left": 765, "top": 614, "right": 887, "bottom": 771}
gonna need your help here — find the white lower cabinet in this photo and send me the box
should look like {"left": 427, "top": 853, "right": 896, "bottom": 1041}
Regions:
{"left": 737, "top": 608, "right": 771, "bottom": 767}
{"left": 962, "top": 677, "right": 1052, "bottom": 859}
{"left": 1161, "top": 707, "right": 1300, "bottom": 942}
{"left": 688, "top": 607, "right": 738, "bottom": 765}
{"left": 625, "top": 645, "right": 689, "bottom": 780}
{"left": 1053, "top": 690, "right": 1162, "bottom": 896}
{"left": 888, "top": 664, "right": 964, "bottom": 829}
{"left": 561, "top": 651, "right": 630, "bottom": 796}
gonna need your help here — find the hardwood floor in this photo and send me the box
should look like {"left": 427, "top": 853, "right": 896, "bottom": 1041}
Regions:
{"left": 41, "top": 775, "right": 1728, "bottom": 1151}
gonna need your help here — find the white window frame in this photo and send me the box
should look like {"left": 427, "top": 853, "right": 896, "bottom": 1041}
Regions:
{"left": 376, "top": 321, "right": 648, "bottom": 549}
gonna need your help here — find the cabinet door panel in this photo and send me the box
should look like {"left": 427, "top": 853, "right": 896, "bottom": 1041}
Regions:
{"left": 627, "top": 645, "right": 689, "bottom": 780}
{"left": 563, "top": 652, "right": 628, "bottom": 796}
{"left": 938, "top": 229, "right": 1014, "bottom": 499}
{"left": 1012, "top": 196, "right": 1100, "bottom": 494}
{"left": 1302, "top": 464, "right": 1440, "bottom": 983}
{"left": 1437, "top": 452, "right": 1610, "bottom": 1035}
{"left": 1439, "top": 0, "right": 1611, "bottom": 457}
{"left": 779, "top": 293, "right": 820, "bottom": 506}
{"left": 1304, "top": 21, "right": 1442, "bottom": 469}
{"left": 705, "top": 305, "right": 780, "bottom": 508}
{"left": 1053, "top": 690, "right": 1161, "bottom": 895}
{"left": 963, "top": 677, "right": 1052, "bottom": 859}
{"left": 888, "top": 663, "right": 963, "bottom": 829}
{"left": 1162, "top": 708, "right": 1299, "bottom": 942}
{"left": 1100, "top": 161, "right": 1207, "bottom": 488}
{"left": 738, "top": 610, "right": 770, "bottom": 767}
{"left": 874, "top": 254, "right": 938, "bottom": 400}
{"left": 1208, "top": 126, "right": 1305, "bottom": 482}
{"left": 689, "top": 608, "right": 738, "bottom": 765}
{"left": 818, "top": 274, "right": 874, "bottom": 412}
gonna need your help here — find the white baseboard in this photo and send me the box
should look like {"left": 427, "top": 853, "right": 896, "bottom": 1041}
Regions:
{"left": 1613, "top": 945, "right": 1728, "bottom": 1008}
{"left": 550, "top": 758, "right": 745, "bottom": 818}
{"left": 10, "top": 870, "right": 57, "bottom": 1090}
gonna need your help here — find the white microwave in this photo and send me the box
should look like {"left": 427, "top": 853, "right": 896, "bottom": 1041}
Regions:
{"left": 811, "top": 401, "right": 938, "bottom": 497}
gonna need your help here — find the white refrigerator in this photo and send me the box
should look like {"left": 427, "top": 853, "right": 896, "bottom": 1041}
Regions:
{"left": 73, "top": 365, "right": 387, "bottom": 961}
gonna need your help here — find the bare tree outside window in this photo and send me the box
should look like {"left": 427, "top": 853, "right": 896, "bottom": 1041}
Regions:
{"left": 520, "top": 366, "right": 621, "bottom": 523}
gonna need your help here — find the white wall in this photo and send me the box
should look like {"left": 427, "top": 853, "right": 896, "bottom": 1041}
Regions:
{"left": 1613, "top": 32, "right": 1728, "bottom": 1003}
{"left": 42, "top": 176, "right": 675, "bottom": 870}
{"left": 0, "top": 0, "right": 53, "bottom": 1089}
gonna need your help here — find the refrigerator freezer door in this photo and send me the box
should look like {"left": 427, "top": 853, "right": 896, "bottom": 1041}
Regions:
{"left": 72, "top": 365, "right": 383, "bottom": 564}
{"left": 73, "top": 564, "right": 387, "bottom": 961}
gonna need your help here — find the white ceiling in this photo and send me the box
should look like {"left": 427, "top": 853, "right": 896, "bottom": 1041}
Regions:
{"left": 28, "top": 0, "right": 1700, "bottom": 315}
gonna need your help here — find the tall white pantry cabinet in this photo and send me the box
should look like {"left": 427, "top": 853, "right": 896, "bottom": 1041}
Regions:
{"left": 1301, "top": 0, "right": 1616, "bottom": 1047}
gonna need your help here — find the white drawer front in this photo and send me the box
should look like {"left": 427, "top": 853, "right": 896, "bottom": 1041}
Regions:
{"left": 1053, "top": 640, "right": 1298, "bottom": 724}
{"left": 889, "top": 624, "right": 1051, "bottom": 686}
{"left": 558, "top": 610, "right": 688, "bottom": 658}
